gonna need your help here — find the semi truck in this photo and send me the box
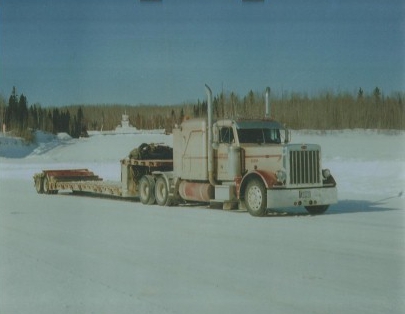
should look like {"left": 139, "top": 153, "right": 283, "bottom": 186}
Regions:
{"left": 34, "top": 85, "right": 337, "bottom": 216}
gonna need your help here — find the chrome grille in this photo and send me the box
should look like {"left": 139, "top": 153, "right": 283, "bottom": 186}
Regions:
{"left": 289, "top": 150, "right": 321, "bottom": 185}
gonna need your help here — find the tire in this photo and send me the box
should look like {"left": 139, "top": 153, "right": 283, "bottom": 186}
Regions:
{"left": 43, "top": 176, "right": 50, "bottom": 194}
{"left": 244, "top": 178, "right": 267, "bottom": 217}
{"left": 35, "top": 176, "right": 44, "bottom": 194}
{"left": 155, "top": 176, "right": 170, "bottom": 206}
{"left": 139, "top": 175, "right": 156, "bottom": 205}
{"left": 305, "top": 205, "right": 329, "bottom": 215}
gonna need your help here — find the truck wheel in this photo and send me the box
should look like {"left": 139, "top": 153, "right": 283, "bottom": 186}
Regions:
{"left": 245, "top": 178, "right": 267, "bottom": 217}
{"left": 139, "top": 175, "right": 156, "bottom": 205}
{"left": 35, "top": 177, "right": 44, "bottom": 194}
{"left": 305, "top": 205, "right": 329, "bottom": 215}
{"left": 155, "top": 176, "right": 171, "bottom": 206}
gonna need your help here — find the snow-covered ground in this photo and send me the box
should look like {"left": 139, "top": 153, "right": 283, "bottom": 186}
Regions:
{"left": 0, "top": 130, "right": 404, "bottom": 314}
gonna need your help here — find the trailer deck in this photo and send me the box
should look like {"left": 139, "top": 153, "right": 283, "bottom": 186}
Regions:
{"left": 53, "top": 179, "right": 124, "bottom": 197}
{"left": 33, "top": 158, "right": 174, "bottom": 199}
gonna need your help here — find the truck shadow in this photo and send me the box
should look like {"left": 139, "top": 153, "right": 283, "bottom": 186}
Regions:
{"left": 60, "top": 191, "right": 403, "bottom": 216}
{"left": 265, "top": 196, "right": 403, "bottom": 217}
{"left": 326, "top": 198, "right": 403, "bottom": 215}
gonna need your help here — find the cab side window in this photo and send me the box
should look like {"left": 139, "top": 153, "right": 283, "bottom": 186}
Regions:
{"left": 264, "top": 128, "right": 281, "bottom": 144}
{"left": 219, "top": 127, "right": 234, "bottom": 144}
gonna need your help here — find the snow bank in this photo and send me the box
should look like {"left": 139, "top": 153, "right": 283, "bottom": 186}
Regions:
{"left": 0, "top": 131, "right": 70, "bottom": 158}
{"left": 0, "top": 135, "right": 36, "bottom": 158}
{"left": 0, "top": 130, "right": 172, "bottom": 160}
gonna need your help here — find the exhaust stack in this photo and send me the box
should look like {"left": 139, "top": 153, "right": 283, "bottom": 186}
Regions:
{"left": 205, "top": 84, "right": 218, "bottom": 186}
{"left": 265, "top": 87, "right": 271, "bottom": 119}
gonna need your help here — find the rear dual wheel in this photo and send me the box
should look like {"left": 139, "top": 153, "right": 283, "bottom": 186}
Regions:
{"left": 139, "top": 175, "right": 156, "bottom": 205}
{"left": 155, "top": 176, "right": 171, "bottom": 206}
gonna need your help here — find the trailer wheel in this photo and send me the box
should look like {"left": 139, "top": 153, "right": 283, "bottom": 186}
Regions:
{"left": 155, "top": 176, "right": 171, "bottom": 206}
{"left": 245, "top": 178, "right": 267, "bottom": 217}
{"left": 139, "top": 175, "right": 156, "bottom": 205}
{"left": 35, "top": 176, "right": 44, "bottom": 194}
{"left": 305, "top": 205, "right": 329, "bottom": 215}
{"left": 43, "top": 176, "right": 50, "bottom": 194}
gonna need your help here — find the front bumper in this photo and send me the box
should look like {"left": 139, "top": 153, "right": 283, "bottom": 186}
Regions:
{"left": 267, "top": 187, "right": 337, "bottom": 209}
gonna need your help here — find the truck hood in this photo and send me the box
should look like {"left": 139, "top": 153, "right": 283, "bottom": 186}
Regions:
{"left": 240, "top": 144, "right": 285, "bottom": 163}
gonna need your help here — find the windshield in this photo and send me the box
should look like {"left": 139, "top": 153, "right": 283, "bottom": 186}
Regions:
{"left": 237, "top": 128, "right": 281, "bottom": 144}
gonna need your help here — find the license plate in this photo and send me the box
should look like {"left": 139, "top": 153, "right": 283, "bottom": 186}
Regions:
{"left": 299, "top": 190, "right": 311, "bottom": 199}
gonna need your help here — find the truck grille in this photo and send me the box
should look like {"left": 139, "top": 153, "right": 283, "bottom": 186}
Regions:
{"left": 289, "top": 150, "right": 321, "bottom": 185}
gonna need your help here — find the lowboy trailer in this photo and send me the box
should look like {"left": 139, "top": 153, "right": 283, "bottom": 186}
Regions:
{"left": 34, "top": 158, "right": 174, "bottom": 199}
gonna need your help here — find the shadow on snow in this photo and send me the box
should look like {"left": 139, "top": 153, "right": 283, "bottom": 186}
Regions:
{"left": 327, "top": 196, "right": 403, "bottom": 215}
{"left": 266, "top": 193, "right": 403, "bottom": 217}
{"left": 54, "top": 190, "right": 403, "bottom": 217}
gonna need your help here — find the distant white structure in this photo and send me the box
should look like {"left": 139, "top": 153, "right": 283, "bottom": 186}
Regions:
{"left": 120, "top": 112, "right": 131, "bottom": 128}
{"left": 115, "top": 112, "right": 138, "bottom": 134}
{"left": 87, "top": 111, "right": 166, "bottom": 136}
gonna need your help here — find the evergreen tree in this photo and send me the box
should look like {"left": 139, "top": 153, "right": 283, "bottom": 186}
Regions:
{"left": 6, "top": 86, "right": 18, "bottom": 129}
{"left": 373, "top": 87, "right": 381, "bottom": 104}
{"left": 52, "top": 108, "right": 60, "bottom": 133}
{"left": 18, "top": 93, "right": 28, "bottom": 130}
{"left": 28, "top": 105, "right": 38, "bottom": 129}
{"left": 357, "top": 87, "right": 364, "bottom": 100}
{"left": 0, "top": 95, "right": 6, "bottom": 131}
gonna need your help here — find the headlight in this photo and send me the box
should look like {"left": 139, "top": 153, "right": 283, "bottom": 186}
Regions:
{"left": 276, "top": 169, "right": 286, "bottom": 183}
{"left": 322, "top": 169, "right": 331, "bottom": 179}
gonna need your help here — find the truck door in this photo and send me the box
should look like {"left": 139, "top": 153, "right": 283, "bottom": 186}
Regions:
{"left": 217, "top": 127, "right": 234, "bottom": 181}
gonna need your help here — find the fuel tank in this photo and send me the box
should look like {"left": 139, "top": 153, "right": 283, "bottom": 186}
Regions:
{"left": 178, "top": 181, "right": 214, "bottom": 202}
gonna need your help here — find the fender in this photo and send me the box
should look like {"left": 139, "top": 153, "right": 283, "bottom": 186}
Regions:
{"left": 238, "top": 170, "right": 277, "bottom": 199}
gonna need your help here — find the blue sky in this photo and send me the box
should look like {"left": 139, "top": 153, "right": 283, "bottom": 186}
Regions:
{"left": 1, "top": 0, "right": 404, "bottom": 106}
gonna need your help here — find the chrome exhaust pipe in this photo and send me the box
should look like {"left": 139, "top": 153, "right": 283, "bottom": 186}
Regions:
{"left": 205, "top": 84, "right": 218, "bottom": 186}
{"left": 265, "top": 87, "right": 271, "bottom": 118}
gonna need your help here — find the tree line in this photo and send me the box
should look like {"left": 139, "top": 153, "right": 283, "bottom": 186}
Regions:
{"left": 1, "top": 87, "right": 86, "bottom": 141}
{"left": 0, "top": 86, "right": 404, "bottom": 142}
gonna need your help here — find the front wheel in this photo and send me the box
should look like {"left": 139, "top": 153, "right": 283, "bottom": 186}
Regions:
{"left": 244, "top": 178, "right": 267, "bottom": 217}
{"left": 139, "top": 175, "right": 156, "bottom": 205}
{"left": 305, "top": 205, "right": 329, "bottom": 215}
